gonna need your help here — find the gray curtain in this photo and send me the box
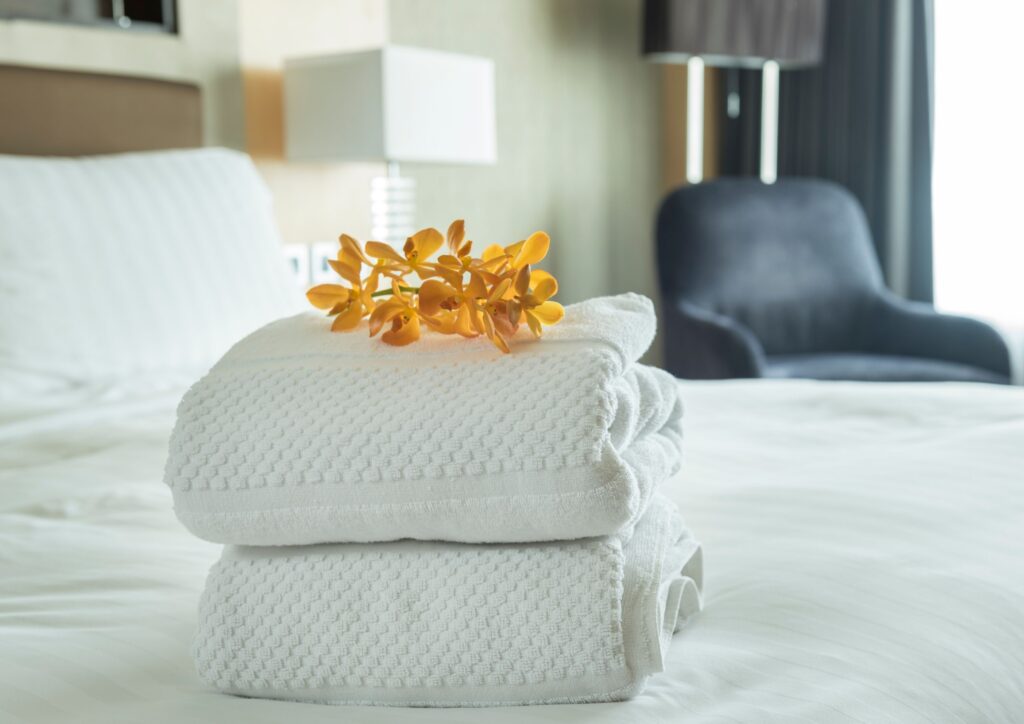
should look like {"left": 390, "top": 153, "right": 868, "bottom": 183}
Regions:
{"left": 716, "top": 0, "right": 935, "bottom": 302}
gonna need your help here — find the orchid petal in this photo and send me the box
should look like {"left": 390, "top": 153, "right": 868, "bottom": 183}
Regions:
{"left": 467, "top": 273, "right": 488, "bottom": 300}
{"left": 494, "top": 310, "right": 518, "bottom": 339}
{"left": 382, "top": 313, "right": 421, "bottom": 346}
{"left": 306, "top": 284, "right": 351, "bottom": 310}
{"left": 446, "top": 219, "right": 465, "bottom": 253}
{"left": 532, "top": 276, "right": 558, "bottom": 302}
{"left": 481, "top": 310, "right": 496, "bottom": 339}
{"left": 507, "top": 298, "right": 522, "bottom": 326}
{"left": 478, "top": 255, "right": 509, "bottom": 273}
{"left": 422, "top": 310, "right": 458, "bottom": 334}
{"left": 455, "top": 304, "right": 478, "bottom": 337}
{"left": 331, "top": 300, "right": 363, "bottom": 331}
{"left": 513, "top": 231, "right": 550, "bottom": 268}
{"left": 434, "top": 264, "right": 464, "bottom": 287}
{"left": 328, "top": 257, "right": 362, "bottom": 286}
{"left": 415, "top": 262, "right": 443, "bottom": 280}
{"left": 468, "top": 304, "right": 486, "bottom": 335}
{"left": 368, "top": 299, "right": 404, "bottom": 337}
{"left": 530, "top": 269, "right": 555, "bottom": 289}
{"left": 364, "top": 269, "right": 381, "bottom": 295}
{"left": 487, "top": 325, "right": 511, "bottom": 353}
{"left": 339, "top": 234, "right": 371, "bottom": 264}
{"left": 514, "top": 265, "right": 531, "bottom": 298}
{"left": 525, "top": 310, "right": 543, "bottom": 338}
{"left": 531, "top": 301, "right": 564, "bottom": 325}
{"left": 504, "top": 240, "right": 525, "bottom": 258}
{"left": 365, "top": 241, "right": 406, "bottom": 263}
{"left": 481, "top": 243, "right": 505, "bottom": 262}
{"left": 418, "top": 279, "right": 457, "bottom": 316}
{"left": 487, "top": 278, "right": 511, "bottom": 304}
{"left": 409, "top": 227, "right": 444, "bottom": 259}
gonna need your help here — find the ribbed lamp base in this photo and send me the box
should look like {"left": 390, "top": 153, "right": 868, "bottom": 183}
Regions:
{"left": 370, "top": 163, "right": 415, "bottom": 247}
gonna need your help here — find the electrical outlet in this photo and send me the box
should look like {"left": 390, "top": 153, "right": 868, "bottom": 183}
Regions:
{"left": 310, "top": 241, "right": 338, "bottom": 284}
{"left": 281, "top": 244, "right": 311, "bottom": 290}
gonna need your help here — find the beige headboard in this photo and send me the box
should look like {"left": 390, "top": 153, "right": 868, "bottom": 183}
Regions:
{"left": 0, "top": 64, "right": 202, "bottom": 156}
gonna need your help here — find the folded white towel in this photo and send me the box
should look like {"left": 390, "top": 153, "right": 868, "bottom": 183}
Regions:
{"left": 193, "top": 494, "right": 702, "bottom": 706}
{"left": 166, "top": 294, "right": 683, "bottom": 545}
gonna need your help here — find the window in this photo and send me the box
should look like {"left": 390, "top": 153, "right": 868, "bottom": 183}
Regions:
{"left": 0, "top": 0, "right": 176, "bottom": 34}
{"left": 932, "top": 0, "right": 1024, "bottom": 376}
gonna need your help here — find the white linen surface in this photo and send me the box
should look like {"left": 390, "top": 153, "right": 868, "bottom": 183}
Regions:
{"left": 167, "top": 294, "right": 683, "bottom": 545}
{"left": 193, "top": 494, "right": 702, "bottom": 706}
{"left": 2, "top": 379, "right": 1023, "bottom": 723}
{"left": 0, "top": 149, "right": 302, "bottom": 389}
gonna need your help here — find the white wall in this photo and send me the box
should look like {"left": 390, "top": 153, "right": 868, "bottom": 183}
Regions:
{"left": 387, "top": 0, "right": 663, "bottom": 306}
{"left": 238, "top": 0, "right": 387, "bottom": 244}
{"left": 0, "top": 0, "right": 245, "bottom": 147}
{"left": 1, "top": 0, "right": 665, "bottom": 312}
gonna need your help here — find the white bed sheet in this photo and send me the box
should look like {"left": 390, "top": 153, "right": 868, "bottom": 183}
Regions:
{"left": 2, "top": 379, "right": 1022, "bottom": 723}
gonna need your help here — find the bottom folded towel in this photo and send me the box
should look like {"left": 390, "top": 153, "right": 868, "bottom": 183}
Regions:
{"left": 193, "top": 495, "right": 703, "bottom": 706}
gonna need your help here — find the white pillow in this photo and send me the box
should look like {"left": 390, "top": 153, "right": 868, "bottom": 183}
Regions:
{"left": 0, "top": 148, "right": 303, "bottom": 384}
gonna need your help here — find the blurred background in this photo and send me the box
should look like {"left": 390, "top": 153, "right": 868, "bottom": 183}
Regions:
{"left": 1, "top": 0, "right": 1021, "bottom": 383}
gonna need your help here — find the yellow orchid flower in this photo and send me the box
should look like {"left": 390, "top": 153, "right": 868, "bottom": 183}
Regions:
{"left": 367, "top": 281, "right": 421, "bottom": 346}
{"left": 418, "top": 276, "right": 486, "bottom": 338}
{"left": 476, "top": 276, "right": 520, "bottom": 353}
{"left": 523, "top": 277, "right": 564, "bottom": 338}
{"left": 307, "top": 249, "right": 377, "bottom": 331}
{"left": 445, "top": 219, "right": 469, "bottom": 256}
{"left": 307, "top": 220, "right": 562, "bottom": 352}
{"left": 437, "top": 222, "right": 508, "bottom": 282}
{"left": 508, "top": 265, "right": 564, "bottom": 337}
{"left": 365, "top": 227, "right": 444, "bottom": 278}
{"left": 489, "top": 231, "right": 550, "bottom": 271}
{"left": 339, "top": 233, "right": 396, "bottom": 290}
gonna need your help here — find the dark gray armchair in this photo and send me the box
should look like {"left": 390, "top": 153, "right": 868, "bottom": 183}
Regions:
{"left": 656, "top": 178, "right": 1011, "bottom": 384}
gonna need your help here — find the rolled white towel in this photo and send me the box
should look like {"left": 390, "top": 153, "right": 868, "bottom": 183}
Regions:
{"left": 192, "top": 494, "right": 703, "bottom": 706}
{"left": 165, "top": 294, "right": 684, "bottom": 545}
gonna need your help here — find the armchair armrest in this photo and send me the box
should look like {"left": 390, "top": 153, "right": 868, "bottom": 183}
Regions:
{"left": 662, "top": 299, "right": 765, "bottom": 379}
{"left": 868, "top": 293, "right": 1011, "bottom": 378}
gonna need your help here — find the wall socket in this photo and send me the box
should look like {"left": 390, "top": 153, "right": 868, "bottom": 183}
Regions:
{"left": 310, "top": 241, "right": 338, "bottom": 284}
{"left": 281, "top": 243, "right": 311, "bottom": 290}
{"left": 280, "top": 241, "right": 340, "bottom": 289}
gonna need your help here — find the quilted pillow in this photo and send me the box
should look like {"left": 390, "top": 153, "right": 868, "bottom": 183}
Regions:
{"left": 0, "top": 148, "right": 302, "bottom": 384}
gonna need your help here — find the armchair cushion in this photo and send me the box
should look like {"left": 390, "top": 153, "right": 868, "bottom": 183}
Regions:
{"left": 764, "top": 353, "right": 1009, "bottom": 384}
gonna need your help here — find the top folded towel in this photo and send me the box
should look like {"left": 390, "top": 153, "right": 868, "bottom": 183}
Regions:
{"left": 165, "top": 293, "right": 683, "bottom": 546}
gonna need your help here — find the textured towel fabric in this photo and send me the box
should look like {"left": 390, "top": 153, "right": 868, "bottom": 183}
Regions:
{"left": 166, "top": 294, "right": 684, "bottom": 545}
{"left": 193, "top": 495, "right": 702, "bottom": 706}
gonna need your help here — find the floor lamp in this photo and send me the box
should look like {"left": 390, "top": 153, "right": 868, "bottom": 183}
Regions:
{"left": 643, "top": 0, "right": 826, "bottom": 184}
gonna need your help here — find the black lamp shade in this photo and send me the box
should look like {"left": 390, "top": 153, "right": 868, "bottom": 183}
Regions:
{"left": 643, "top": 0, "right": 826, "bottom": 68}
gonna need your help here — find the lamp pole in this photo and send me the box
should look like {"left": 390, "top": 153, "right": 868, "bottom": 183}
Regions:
{"left": 686, "top": 57, "right": 705, "bottom": 184}
{"left": 759, "top": 60, "right": 780, "bottom": 184}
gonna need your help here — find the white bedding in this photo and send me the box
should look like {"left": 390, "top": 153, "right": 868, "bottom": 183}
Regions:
{"left": 2, "top": 379, "right": 1022, "bottom": 723}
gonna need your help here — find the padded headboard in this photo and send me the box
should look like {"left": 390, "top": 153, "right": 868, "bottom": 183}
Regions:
{"left": 0, "top": 64, "right": 202, "bottom": 156}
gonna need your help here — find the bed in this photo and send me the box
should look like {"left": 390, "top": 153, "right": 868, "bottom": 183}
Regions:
{"left": 3, "top": 379, "right": 1023, "bottom": 723}
{"left": 2, "top": 67, "right": 1023, "bottom": 724}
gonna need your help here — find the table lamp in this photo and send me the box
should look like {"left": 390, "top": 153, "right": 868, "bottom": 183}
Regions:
{"left": 643, "top": 0, "right": 826, "bottom": 184}
{"left": 284, "top": 46, "right": 497, "bottom": 245}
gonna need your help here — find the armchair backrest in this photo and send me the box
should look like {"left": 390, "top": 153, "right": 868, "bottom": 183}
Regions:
{"left": 656, "top": 177, "right": 884, "bottom": 355}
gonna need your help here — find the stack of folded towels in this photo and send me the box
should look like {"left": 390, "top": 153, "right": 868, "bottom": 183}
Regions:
{"left": 165, "top": 293, "right": 703, "bottom": 706}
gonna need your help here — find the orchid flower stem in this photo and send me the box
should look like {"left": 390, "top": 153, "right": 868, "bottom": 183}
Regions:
{"left": 370, "top": 286, "right": 419, "bottom": 298}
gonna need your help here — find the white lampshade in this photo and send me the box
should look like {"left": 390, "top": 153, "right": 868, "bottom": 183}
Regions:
{"left": 284, "top": 46, "right": 497, "bottom": 165}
